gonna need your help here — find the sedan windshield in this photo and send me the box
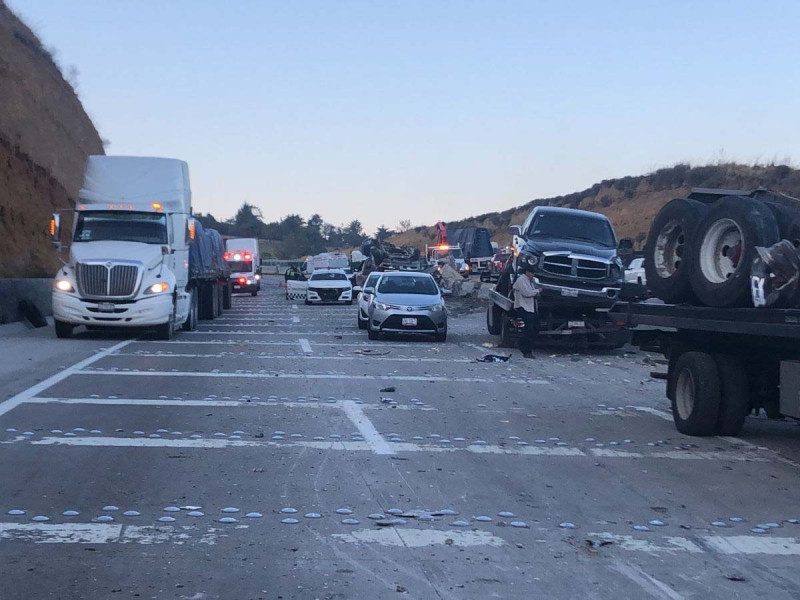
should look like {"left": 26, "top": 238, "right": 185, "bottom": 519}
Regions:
{"left": 310, "top": 272, "right": 348, "bottom": 281}
{"left": 378, "top": 275, "right": 438, "bottom": 295}
{"left": 74, "top": 211, "right": 168, "bottom": 244}
{"left": 529, "top": 212, "right": 616, "bottom": 247}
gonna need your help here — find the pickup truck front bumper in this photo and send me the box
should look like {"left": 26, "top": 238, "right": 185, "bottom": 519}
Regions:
{"left": 533, "top": 276, "right": 620, "bottom": 303}
{"left": 53, "top": 293, "right": 173, "bottom": 327}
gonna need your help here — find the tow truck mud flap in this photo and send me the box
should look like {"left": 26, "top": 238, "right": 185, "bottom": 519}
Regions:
{"left": 286, "top": 279, "right": 307, "bottom": 301}
{"left": 489, "top": 289, "right": 513, "bottom": 312}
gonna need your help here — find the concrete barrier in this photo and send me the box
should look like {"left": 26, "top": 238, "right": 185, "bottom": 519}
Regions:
{"left": 0, "top": 278, "right": 52, "bottom": 324}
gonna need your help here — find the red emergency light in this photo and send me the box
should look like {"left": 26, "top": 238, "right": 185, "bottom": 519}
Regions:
{"left": 224, "top": 251, "right": 253, "bottom": 261}
{"left": 238, "top": 277, "right": 247, "bottom": 285}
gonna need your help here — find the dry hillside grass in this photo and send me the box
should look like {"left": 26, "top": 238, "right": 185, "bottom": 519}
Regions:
{"left": 0, "top": 2, "right": 104, "bottom": 276}
{"left": 390, "top": 163, "right": 800, "bottom": 250}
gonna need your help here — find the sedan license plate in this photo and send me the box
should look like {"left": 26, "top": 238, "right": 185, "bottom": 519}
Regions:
{"left": 401, "top": 317, "right": 417, "bottom": 327}
{"left": 97, "top": 302, "right": 116, "bottom": 313}
{"left": 568, "top": 320, "right": 585, "bottom": 328}
{"left": 561, "top": 288, "right": 579, "bottom": 297}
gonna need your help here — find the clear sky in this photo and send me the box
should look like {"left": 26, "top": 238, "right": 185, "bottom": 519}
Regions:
{"left": 9, "top": 0, "right": 800, "bottom": 233}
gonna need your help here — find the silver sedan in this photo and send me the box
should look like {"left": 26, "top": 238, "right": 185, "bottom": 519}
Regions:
{"left": 366, "top": 272, "right": 447, "bottom": 342}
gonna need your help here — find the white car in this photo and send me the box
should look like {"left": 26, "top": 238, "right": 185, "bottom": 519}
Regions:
{"left": 305, "top": 269, "right": 353, "bottom": 305}
{"left": 354, "top": 271, "right": 382, "bottom": 329}
{"left": 625, "top": 257, "right": 646, "bottom": 285}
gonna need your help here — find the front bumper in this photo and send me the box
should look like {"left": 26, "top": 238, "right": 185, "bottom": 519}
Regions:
{"left": 231, "top": 277, "right": 258, "bottom": 293}
{"left": 52, "top": 292, "right": 173, "bottom": 327}
{"left": 307, "top": 288, "right": 352, "bottom": 304}
{"left": 370, "top": 307, "right": 447, "bottom": 334}
{"left": 533, "top": 275, "right": 620, "bottom": 306}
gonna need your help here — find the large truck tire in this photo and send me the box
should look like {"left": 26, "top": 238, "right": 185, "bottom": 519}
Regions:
{"left": 713, "top": 354, "right": 750, "bottom": 435}
{"left": 222, "top": 284, "right": 232, "bottom": 309}
{"left": 487, "top": 304, "right": 502, "bottom": 335}
{"left": 668, "top": 351, "right": 721, "bottom": 436}
{"left": 182, "top": 289, "right": 198, "bottom": 331}
{"left": 199, "top": 283, "right": 215, "bottom": 320}
{"left": 155, "top": 309, "right": 175, "bottom": 341}
{"left": 499, "top": 314, "right": 515, "bottom": 348}
{"left": 690, "top": 196, "right": 779, "bottom": 307}
{"left": 643, "top": 198, "right": 708, "bottom": 304}
{"left": 18, "top": 300, "right": 48, "bottom": 328}
{"left": 54, "top": 319, "right": 74, "bottom": 339}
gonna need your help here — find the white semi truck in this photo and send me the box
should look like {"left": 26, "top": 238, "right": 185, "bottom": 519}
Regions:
{"left": 49, "top": 155, "right": 230, "bottom": 340}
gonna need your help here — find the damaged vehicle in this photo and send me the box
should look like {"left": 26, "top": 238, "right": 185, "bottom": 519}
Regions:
{"left": 487, "top": 206, "right": 630, "bottom": 348}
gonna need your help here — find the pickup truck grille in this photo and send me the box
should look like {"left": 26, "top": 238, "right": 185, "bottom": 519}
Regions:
{"left": 542, "top": 256, "right": 609, "bottom": 280}
{"left": 77, "top": 263, "right": 139, "bottom": 298}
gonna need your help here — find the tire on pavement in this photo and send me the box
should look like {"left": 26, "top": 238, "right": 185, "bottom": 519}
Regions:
{"left": 182, "top": 289, "right": 198, "bottom": 331}
{"left": 367, "top": 326, "right": 381, "bottom": 341}
{"left": 499, "top": 313, "right": 515, "bottom": 348}
{"left": 713, "top": 354, "right": 750, "bottom": 435}
{"left": 54, "top": 319, "right": 74, "bottom": 339}
{"left": 690, "top": 196, "right": 779, "bottom": 307}
{"left": 643, "top": 198, "right": 708, "bottom": 304}
{"left": 486, "top": 304, "right": 502, "bottom": 335}
{"left": 668, "top": 351, "right": 721, "bottom": 436}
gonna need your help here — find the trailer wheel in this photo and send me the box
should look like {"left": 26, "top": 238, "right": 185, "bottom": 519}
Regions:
{"left": 499, "top": 315, "right": 515, "bottom": 348}
{"left": 713, "top": 354, "right": 750, "bottom": 435}
{"left": 215, "top": 286, "right": 224, "bottom": 316}
{"left": 643, "top": 198, "right": 708, "bottom": 303}
{"left": 690, "top": 196, "right": 779, "bottom": 307}
{"left": 669, "top": 351, "right": 720, "bottom": 436}
{"left": 222, "top": 284, "right": 232, "bottom": 309}
{"left": 54, "top": 319, "right": 74, "bottom": 339}
{"left": 198, "top": 284, "right": 215, "bottom": 320}
{"left": 486, "top": 305, "right": 502, "bottom": 335}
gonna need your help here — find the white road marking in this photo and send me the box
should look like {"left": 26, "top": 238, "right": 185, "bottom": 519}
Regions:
{"left": 0, "top": 522, "right": 227, "bottom": 545}
{"left": 135, "top": 340, "right": 423, "bottom": 348}
{"left": 111, "top": 352, "right": 473, "bottom": 364}
{"left": 332, "top": 528, "right": 504, "bottom": 548}
{"left": 610, "top": 562, "right": 687, "bottom": 600}
{"left": 339, "top": 400, "right": 394, "bottom": 455}
{"left": 27, "top": 397, "right": 434, "bottom": 411}
{"left": 299, "top": 339, "right": 313, "bottom": 354}
{"left": 76, "top": 369, "right": 549, "bottom": 385}
{"left": 703, "top": 535, "right": 800, "bottom": 555}
{"left": 632, "top": 406, "right": 673, "bottom": 421}
{"left": 31, "top": 436, "right": 375, "bottom": 451}
{"left": 592, "top": 532, "right": 800, "bottom": 557}
{"left": 292, "top": 316, "right": 300, "bottom": 323}
{"left": 182, "top": 331, "right": 363, "bottom": 336}
{"left": 0, "top": 340, "right": 132, "bottom": 419}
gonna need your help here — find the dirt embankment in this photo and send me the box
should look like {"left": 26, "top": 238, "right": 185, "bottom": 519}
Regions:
{"left": 0, "top": 2, "right": 104, "bottom": 277}
{"left": 390, "top": 163, "right": 800, "bottom": 250}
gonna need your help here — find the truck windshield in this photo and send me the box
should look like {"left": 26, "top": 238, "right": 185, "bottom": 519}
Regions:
{"left": 73, "top": 211, "right": 168, "bottom": 244}
{"left": 529, "top": 213, "right": 616, "bottom": 247}
{"left": 228, "top": 261, "right": 253, "bottom": 272}
{"left": 378, "top": 275, "right": 438, "bottom": 295}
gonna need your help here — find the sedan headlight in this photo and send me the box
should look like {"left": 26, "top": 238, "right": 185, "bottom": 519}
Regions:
{"left": 54, "top": 279, "right": 74, "bottom": 292}
{"left": 145, "top": 282, "right": 170, "bottom": 295}
{"left": 428, "top": 304, "right": 445, "bottom": 312}
{"left": 374, "top": 302, "right": 390, "bottom": 311}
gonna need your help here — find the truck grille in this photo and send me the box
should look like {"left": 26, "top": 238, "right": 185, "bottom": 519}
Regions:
{"left": 542, "top": 256, "right": 609, "bottom": 280}
{"left": 77, "top": 263, "right": 139, "bottom": 298}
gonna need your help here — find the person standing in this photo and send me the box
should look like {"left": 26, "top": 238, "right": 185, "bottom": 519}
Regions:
{"left": 512, "top": 264, "right": 541, "bottom": 358}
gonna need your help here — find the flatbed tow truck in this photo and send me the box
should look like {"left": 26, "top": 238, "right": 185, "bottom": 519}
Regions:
{"left": 609, "top": 301, "right": 800, "bottom": 436}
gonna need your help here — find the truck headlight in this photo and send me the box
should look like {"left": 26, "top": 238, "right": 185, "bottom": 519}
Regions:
{"left": 609, "top": 264, "right": 622, "bottom": 280}
{"left": 54, "top": 279, "right": 74, "bottom": 292}
{"left": 145, "top": 282, "right": 170, "bottom": 295}
{"left": 519, "top": 252, "right": 541, "bottom": 270}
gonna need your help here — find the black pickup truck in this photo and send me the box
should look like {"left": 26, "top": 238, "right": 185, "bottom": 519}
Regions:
{"left": 486, "top": 206, "right": 635, "bottom": 348}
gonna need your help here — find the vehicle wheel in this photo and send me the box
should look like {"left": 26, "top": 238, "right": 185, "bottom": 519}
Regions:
{"left": 304, "top": 299, "right": 311, "bottom": 305}
{"left": 347, "top": 300, "right": 354, "bottom": 305}
{"left": 434, "top": 326, "right": 447, "bottom": 343}
{"left": 367, "top": 326, "right": 381, "bottom": 340}
{"left": 54, "top": 319, "right": 74, "bottom": 339}
{"left": 155, "top": 312, "right": 175, "bottom": 341}
{"left": 199, "top": 284, "right": 215, "bottom": 320}
{"left": 713, "top": 354, "right": 750, "bottom": 435}
{"left": 499, "top": 314, "right": 514, "bottom": 348}
{"left": 251, "top": 290, "right": 258, "bottom": 297}
{"left": 486, "top": 304, "right": 502, "bottom": 335}
{"left": 182, "top": 290, "right": 198, "bottom": 331}
{"left": 222, "top": 284, "right": 232, "bottom": 309}
{"left": 668, "top": 351, "right": 721, "bottom": 436}
{"left": 643, "top": 198, "right": 708, "bottom": 304}
{"left": 690, "top": 196, "right": 779, "bottom": 307}
{"left": 358, "top": 315, "right": 367, "bottom": 330}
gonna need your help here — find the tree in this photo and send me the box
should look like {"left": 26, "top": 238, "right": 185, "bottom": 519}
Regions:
{"left": 397, "top": 219, "right": 412, "bottom": 232}
{"left": 375, "top": 225, "right": 391, "bottom": 242}
{"left": 343, "top": 220, "right": 365, "bottom": 246}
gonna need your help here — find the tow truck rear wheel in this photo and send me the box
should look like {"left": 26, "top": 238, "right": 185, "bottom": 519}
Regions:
{"left": 54, "top": 319, "right": 74, "bottom": 339}
{"left": 669, "top": 351, "right": 720, "bottom": 436}
{"left": 713, "top": 354, "right": 750, "bottom": 435}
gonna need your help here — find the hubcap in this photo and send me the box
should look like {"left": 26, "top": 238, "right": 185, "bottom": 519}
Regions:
{"left": 675, "top": 368, "right": 696, "bottom": 420}
{"left": 654, "top": 220, "right": 685, "bottom": 278}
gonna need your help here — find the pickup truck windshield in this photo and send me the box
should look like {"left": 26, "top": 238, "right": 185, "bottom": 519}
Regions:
{"left": 310, "top": 272, "right": 348, "bottom": 281}
{"left": 529, "top": 212, "right": 616, "bottom": 247}
{"left": 74, "top": 211, "right": 168, "bottom": 244}
{"left": 378, "top": 275, "right": 438, "bottom": 295}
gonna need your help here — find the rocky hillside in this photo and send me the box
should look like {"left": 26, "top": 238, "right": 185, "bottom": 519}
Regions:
{"left": 0, "top": 2, "right": 104, "bottom": 277}
{"left": 390, "top": 163, "right": 800, "bottom": 250}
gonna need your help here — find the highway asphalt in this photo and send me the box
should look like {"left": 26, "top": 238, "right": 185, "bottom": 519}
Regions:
{"left": 1, "top": 276, "right": 800, "bottom": 599}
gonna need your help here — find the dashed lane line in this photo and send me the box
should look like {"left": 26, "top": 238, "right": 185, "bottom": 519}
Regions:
{"left": 298, "top": 339, "right": 313, "bottom": 354}
{"left": 339, "top": 399, "right": 394, "bottom": 455}
{"left": 0, "top": 340, "right": 132, "bottom": 419}
{"left": 75, "top": 369, "right": 549, "bottom": 385}
{"left": 109, "top": 352, "right": 473, "bottom": 363}
{"left": 24, "top": 397, "right": 435, "bottom": 411}
{"left": 0, "top": 522, "right": 233, "bottom": 545}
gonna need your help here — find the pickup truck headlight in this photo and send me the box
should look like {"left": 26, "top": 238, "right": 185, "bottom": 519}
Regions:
{"left": 519, "top": 252, "right": 541, "bottom": 270}
{"left": 54, "top": 279, "right": 74, "bottom": 292}
{"left": 145, "top": 282, "right": 170, "bottom": 295}
{"left": 609, "top": 263, "right": 623, "bottom": 281}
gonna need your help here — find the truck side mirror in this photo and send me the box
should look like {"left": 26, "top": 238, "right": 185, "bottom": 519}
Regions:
{"left": 49, "top": 213, "right": 61, "bottom": 249}
{"left": 618, "top": 238, "right": 633, "bottom": 252}
{"left": 509, "top": 225, "right": 522, "bottom": 236}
